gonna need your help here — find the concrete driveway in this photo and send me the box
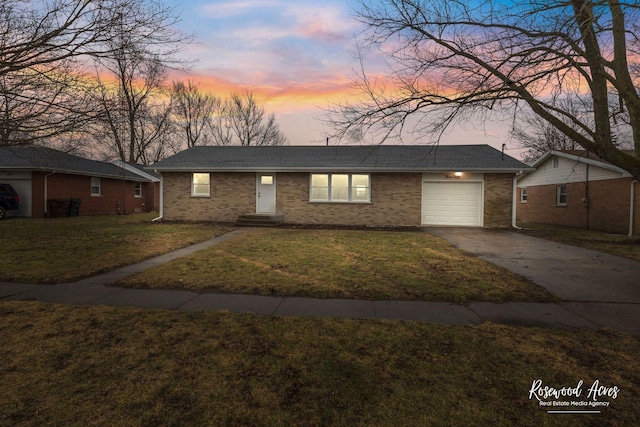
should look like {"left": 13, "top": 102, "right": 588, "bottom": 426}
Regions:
{"left": 425, "top": 227, "right": 640, "bottom": 303}
{"left": 425, "top": 227, "right": 640, "bottom": 333}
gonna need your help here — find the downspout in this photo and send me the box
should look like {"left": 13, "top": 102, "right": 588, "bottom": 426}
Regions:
{"left": 151, "top": 171, "right": 163, "bottom": 222}
{"left": 584, "top": 163, "right": 590, "bottom": 230}
{"left": 43, "top": 170, "right": 56, "bottom": 217}
{"left": 512, "top": 172, "right": 523, "bottom": 230}
{"left": 630, "top": 180, "right": 638, "bottom": 237}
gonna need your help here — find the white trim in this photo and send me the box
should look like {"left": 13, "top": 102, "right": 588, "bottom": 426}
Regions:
{"left": 152, "top": 172, "right": 163, "bottom": 222}
{"left": 512, "top": 174, "right": 522, "bottom": 229}
{"left": 556, "top": 184, "right": 567, "bottom": 206}
{"left": 309, "top": 173, "right": 371, "bottom": 203}
{"left": 421, "top": 178, "right": 484, "bottom": 226}
{"left": 114, "top": 160, "right": 161, "bottom": 182}
{"left": 256, "top": 173, "right": 276, "bottom": 214}
{"left": 191, "top": 173, "right": 210, "bottom": 197}
{"left": 528, "top": 151, "right": 632, "bottom": 177}
{"left": 630, "top": 180, "right": 638, "bottom": 236}
{"left": 90, "top": 177, "right": 101, "bottom": 196}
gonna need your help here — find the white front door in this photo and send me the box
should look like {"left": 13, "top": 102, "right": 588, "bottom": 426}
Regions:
{"left": 256, "top": 173, "right": 276, "bottom": 214}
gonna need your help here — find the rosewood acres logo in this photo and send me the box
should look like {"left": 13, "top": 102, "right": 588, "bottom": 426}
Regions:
{"left": 528, "top": 379, "right": 620, "bottom": 414}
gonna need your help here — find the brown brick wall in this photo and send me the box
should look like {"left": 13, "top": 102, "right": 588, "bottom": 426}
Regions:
{"left": 163, "top": 171, "right": 516, "bottom": 228}
{"left": 277, "top": 172, "right": 422, "bottom": 226}
{"left": 517, "top": 178, "right": 640, "bottom": 235}
{"left": 484, "top": 173, "right": 514, "bottom": 228}
{"left": 162, "top": 172, "right": 422, "bottom": 225}
{"left": 30, "top": 172, "right": 153, "bottom": 218}
{"left": 162, "top": 172, "right": 255, "bottom": 221}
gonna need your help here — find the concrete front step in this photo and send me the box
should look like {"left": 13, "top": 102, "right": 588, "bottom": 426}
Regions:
{"left": 237, "top": 214, "right": 284, "bottom": 227}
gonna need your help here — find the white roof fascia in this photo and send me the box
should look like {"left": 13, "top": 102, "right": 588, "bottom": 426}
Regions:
{"left": 114, "top": 160, "right": 161, "bottom": 182}
{"left": 531, "top": 150, "right": 632, "bottom": 177}
{"left": 150, "top": 167, "right": 535, "bottom": 173}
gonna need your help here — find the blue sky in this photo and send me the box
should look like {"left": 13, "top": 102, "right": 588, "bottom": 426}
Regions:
{"left": 162, "top": 0, "right": 512, "bottom": 149}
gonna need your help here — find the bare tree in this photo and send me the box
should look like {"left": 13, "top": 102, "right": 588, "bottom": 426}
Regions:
{"left": 513, "top": 97, "right": 592, "bottom": 162}
{"left": 0, "top": 0, "right": 119, "bottom": 78}
{"left": 216, "top": 91, "right": 287, "bottom": 146}
{"left": 329, "top": 0, "right": 640, "bottom": 177}
{"left": 0, "top": 62, "right": 97, "bottom": 146}
{"left": 91, "top": 0, "right": 192, "bottom": 163}
{"left": 0, "top": 0, "right": 125, "bottom": 146}
{"left": 170, "top": 80, "right": 219, "bottom": 147}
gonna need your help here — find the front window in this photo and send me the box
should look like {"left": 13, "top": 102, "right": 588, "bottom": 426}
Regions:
{"left": 91, "top": 177, "right": 101, "bottom": 196}
{"left": 192, "top": 173, "right": 210, "bottom": 197}
{"left": 310, "top": 173, "right": 370, "bottom": 202}
{"left": 134, "top": 182, "right": 142, "bottom": 198}
{"left": 557, "top": 184, "right": 567, "bottom": 206}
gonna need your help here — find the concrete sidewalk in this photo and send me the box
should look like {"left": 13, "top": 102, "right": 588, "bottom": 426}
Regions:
{"left": 1, "top": 228, "right": 638, "bottom": 334}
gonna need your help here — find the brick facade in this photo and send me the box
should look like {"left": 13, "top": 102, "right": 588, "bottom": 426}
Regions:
{"left": 517, "top": 178, "right": 640, "bottom": 235}
{"left": 484, "top": 173, "right": 514, "bottom": 228}
{"left": 162, "top": 172, "right": 514, "bottom": 227}
{"left": 162, "top": 172, "right": 255, "bottom": 222}
{"left": 277, "top": 172, "right": 421, "bottom": 226}
{"left": 30, "top": 171, "right": 158, "bottom": 218}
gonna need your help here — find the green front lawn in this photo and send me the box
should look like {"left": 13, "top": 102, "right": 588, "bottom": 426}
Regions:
{"left": 0, "top": 214, "right": 234, "bottom": 283}
{"left": 1, "top": 302, "right": 638, "bottom": 426}
{"left": 118, "top": 228, "right": 556, "bottom": 304}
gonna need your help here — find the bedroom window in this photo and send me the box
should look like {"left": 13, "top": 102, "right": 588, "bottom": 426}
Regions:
{"left": 310, "top": 173, "right": 370, "bottom": 202}
{"left": 520, "top": 188, "right": 527, "bottom": 203}
{"left": 134, "top": 182, "right": 142, "bottom": 198}
{"left": 556, "top": 184, "right": 567, "bottom": 206}
{"left": 192, "top": 173, "right": 210, "bottom": 197}
{"left": 90, "top": 177, "right": 101, "bottom": 196}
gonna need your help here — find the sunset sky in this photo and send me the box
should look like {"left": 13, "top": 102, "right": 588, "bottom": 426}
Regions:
{"left": 163, "top": 0, "right": 515, "bottom": 153}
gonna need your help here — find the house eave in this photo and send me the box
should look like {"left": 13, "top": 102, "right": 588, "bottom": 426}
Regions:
{"left": 0, "top": 166, "right": 150, "bottom": 182}
{"left": 150, "top": 167, "right": 535, "bottom": 174}
{"left": 529, "top": 150, "right": 633, "bottom": 177}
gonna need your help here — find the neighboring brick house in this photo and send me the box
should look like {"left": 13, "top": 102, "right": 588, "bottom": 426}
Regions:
{"left": 0, "top": 146, "right": 160, "bottom": 218}
{"left": 516, "top": 150, "right": 640, "bottom": 235}
{"left": 149, "top": 145, "right": 532, "bottom": 228}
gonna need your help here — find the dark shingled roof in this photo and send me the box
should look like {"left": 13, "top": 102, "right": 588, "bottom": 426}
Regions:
{"left": 0, "top": 146, "right": 149, "bottom": 181}
{"left": 149, "top": 145, "right": 532, "bottom": 172}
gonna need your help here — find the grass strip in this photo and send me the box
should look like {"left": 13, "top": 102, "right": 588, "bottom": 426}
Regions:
{"left": 0, "top": 302, "right": 637, "bottom": 426}
{"left": 118, "top": 228, "right": 556, "bottom": 303}
{"left": 0, "top": 214, "right": 234, "bottom": 283}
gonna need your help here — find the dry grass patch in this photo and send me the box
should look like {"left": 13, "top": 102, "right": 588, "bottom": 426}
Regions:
{"left": 518, "top": 224, "right": 640, "bottom": 262}
{"left": 0, "top": 301, "right": 638, "bottom": 426}
{"left": 119, "top": 228, "right": 555, "bottom": 303}
{"left": 0, "top": 214, "right": 234, "bottom": 283}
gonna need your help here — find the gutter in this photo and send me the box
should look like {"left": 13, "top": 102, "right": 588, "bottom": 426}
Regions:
{"left": 630, "top": 180, "right": 638, "bottom": 237}
{"left": 150, "top": 167, "right": 536, "bottom": 174}
{"left": 43, "top": 170, "right": 56, "bottom": 217}
{"left": 512, "top": 172, "right": 524, "bottom": 230}
{"left": 151, "top": 171, "right": 163, "bottom": 222}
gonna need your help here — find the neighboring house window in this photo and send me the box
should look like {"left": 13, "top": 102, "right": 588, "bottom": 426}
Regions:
{"left": 310, "top": 173, "right": 370, "bottom": 202}
{"left": 520, "top": 188, "right": 527, "bottom": 203}
{"left": 192, "top": 173, "right": 210, "bottom": 196}
{"left": 134, "top": 182, "right": 142, "bottom": 198}
{"left": 556, "top": 184, "right": 567, "bottom": 206}
{"left": 552, "top": 157, "right": 559, "bottom": 168}
{"left": 91, "top": 177, "right": 101, "bottom": 196}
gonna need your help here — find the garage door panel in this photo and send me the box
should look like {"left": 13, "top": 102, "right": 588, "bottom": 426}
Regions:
{"left": 422, "top": 182, "right": 482, "bottom": 226}
{"left": 0, "top": 174, "right": 32, "bottom": 218}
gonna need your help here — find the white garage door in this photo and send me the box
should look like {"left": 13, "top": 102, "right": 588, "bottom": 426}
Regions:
{"left": 0, "top": 172, "right": 32, "bottom": 217}
{"left": 422, "top": 181, "right": 483, "bottom": 226}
